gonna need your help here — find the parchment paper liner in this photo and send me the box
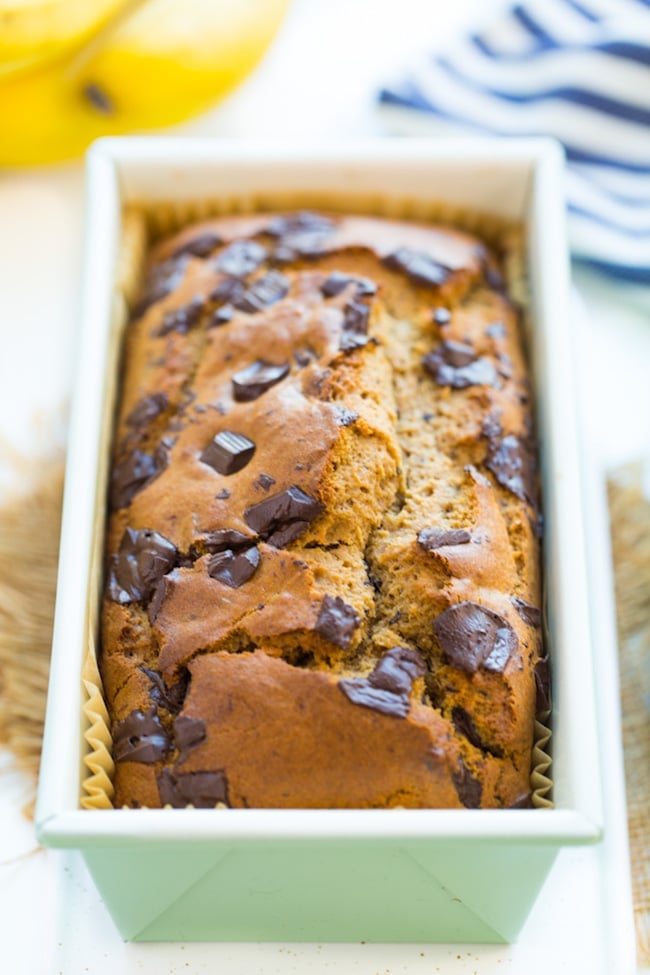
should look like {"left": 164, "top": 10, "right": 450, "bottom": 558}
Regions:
{"left": 79, "top": 195, "right": 552, "bottom": 811}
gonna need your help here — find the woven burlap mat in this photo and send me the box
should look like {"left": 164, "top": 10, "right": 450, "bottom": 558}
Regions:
{"left": 0, "top": 455, "right": 648, "bottom": 962}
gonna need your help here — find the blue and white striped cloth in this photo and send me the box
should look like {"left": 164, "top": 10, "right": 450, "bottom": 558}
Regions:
{"left": 379, "top": 0, "right": 650, "bottom": 284}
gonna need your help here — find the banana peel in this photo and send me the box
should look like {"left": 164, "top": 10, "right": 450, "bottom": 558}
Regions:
{"left": 0, "top": 0, "right": 290, "bottom": 166}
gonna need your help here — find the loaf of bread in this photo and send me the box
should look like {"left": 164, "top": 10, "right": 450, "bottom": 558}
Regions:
{"left": 100, "top": 210, "right": 549, "bottom": 809}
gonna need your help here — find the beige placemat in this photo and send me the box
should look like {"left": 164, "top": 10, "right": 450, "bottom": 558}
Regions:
{"left": 0, "top": 455, "right": 648, "bottom": 963}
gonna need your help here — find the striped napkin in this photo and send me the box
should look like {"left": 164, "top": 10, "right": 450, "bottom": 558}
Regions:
{"left": 379, "top": 0, "right": 650, "bottom": 285}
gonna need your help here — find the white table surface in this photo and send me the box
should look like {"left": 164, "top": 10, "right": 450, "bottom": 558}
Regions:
{"left": 0, "top": 1, "right": 648, "bottom": 972}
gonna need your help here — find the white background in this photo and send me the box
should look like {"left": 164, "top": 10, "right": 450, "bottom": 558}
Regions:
{"left": 0, "top": 0, "right": 648, "bottom": 972}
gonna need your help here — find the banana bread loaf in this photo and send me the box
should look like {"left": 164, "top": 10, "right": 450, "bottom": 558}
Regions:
{"left": 100, "top": 210, "right": 548, "bottom": 809}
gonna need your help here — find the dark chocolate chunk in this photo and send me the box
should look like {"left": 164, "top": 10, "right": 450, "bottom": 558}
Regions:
{"left": 148, "top": 576, "right": 171, "bottom": 624}
{"left": 314, "top": 594, "right": 361, "bottom": 649}
{"left": 418, "top": 527, "right": 472, "bottom": 551}
{"left": 204, "top": 529, "right": 253, "bottom": 553}
{"left": 110, "top": 442, "right": 169, "bottom": 509}
{"left": 215, "top": 488, "right": 231, "bottom": 500}
{"left": 157, "top": 769, "right": 230, "bottom": 808}
{"left": 244, "top": 485, "right": 324, "bottom": 547}
{"left": 339, "top": 647, "right": 426, "bottom": 719}
{"left": 232, "top": 359, "right": 290, "bottom": 402}
{"left": 508, "top": 792, "right": 533, "bottom": 809}
{"left": 433, "top": 601, "right": 518, "bottom": 674}
{"left": 158, "top": 295, "right": 205, "bottom": 336}
{"left": 215, "top": 239, "right": 267, "bottom": 277}
{"left": 83, "top": 82, "right": 113, "bottom": 114}
{"left": 210, "top": 305, "right": 234, "bottom": 327}
{"left": 512, "top": 596, "right": 542, "bottom": 628}
{"left": 483, "top": 417, "right": 537, "bottom": 504}
{"left": 172, "top": 232, "right": 222, "bottom": 259}
{"left": 113, "top": 707, "right": 170, "bottom": 764}
{"left": 107, "top": 528, "right": 177, "bottom": 604}
{"left": 452, "top": 706, "right": 486, "bottom": 752}
{"left": 321, "top": 271, "right": 377, "bottom": 298}
{"left": 140, "top": 666, "right": 189, "bottom": 714}
{"left": 126, "top": 392, "right": 168, "bottom": 429}
{"left": 266, "top": 211, "right": 336, "bottom": 261}
{"left": 132, "top": 256, "right": 187, "bottom": 318}
{"left": 486, "top": 321, "right": 506, "bottom": 338}
{"left": 452, "top": 757, "right": 483, "bottom": 808}
{"left": 200, "top": 430, "right": 256, "bottom": 475}
{"left": 334, "top": 406, "right": 359, "bottom": 427}
{"left": 340, "top": 299, "right": 371, "bottom": 351}
{"left": 207, "top": 545, "right": 260, "bottom": 588}
{"left": 210, "top": 277, "right": 246, "bottom": 304}
{"left": 423, "top": 340, "right": 498, "bottom": 389}
{"left": 254, "top": 473, "right": 276, "bottom": 492}
{"left": 174, "top": 715, "right": 206, "bottom": 763}
{"left": 534, "top": 656, "right": 552, "bottom": 712}
{"left": 433, "top": 307, "right": 451, "bottom": 325}
{"left": 233, "top": 271, "right": 290, "bottom": 313}
{"left": 383, "top": 247, "right": 451, "bottom": 288}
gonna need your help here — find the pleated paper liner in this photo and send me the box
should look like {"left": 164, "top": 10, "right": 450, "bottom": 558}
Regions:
{"left": 78, "top": 195, "right": 552, "bottom": 811}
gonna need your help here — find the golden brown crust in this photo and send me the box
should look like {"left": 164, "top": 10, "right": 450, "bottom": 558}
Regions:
{"left": 101, "top": 211, "right": 542, "bottom": 810}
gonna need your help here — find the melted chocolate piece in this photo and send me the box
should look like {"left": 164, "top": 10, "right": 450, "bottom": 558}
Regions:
{"left": 200, "top": 430, "right": 256, "bottom": 475}
{"left": 452, "top": 757, "right": 483, "bottom": 808}
{"left": 534, "top": 656, "right": 552, "bottom": 712}
{"left": 418, "top": 527, "right": 472, "bottom": 551}
{"left": 423, "top": 340, "right": 498, "bottom": 389}
{"left": 340, "top": 299, "right": 371, "bottom": 352}
{"left": 158, "top": 295, "right": 205, "bottom": 336}
{"left": 157, "top": 769, "right": 230, "bottom": 808}
{"left": 334, "top": 406, "right": 359, "bottom": 427}
{"left": 148, "top": 576, "right": 171, "bottom": 624}
{"left": 215, "top": 240, "right": 267, "bottom": 277}
{"left": 113, "top": 707, "right": 170, "bottom": 764}
{"left": 110, "top": 442, "right": 169, "bottom": 510}
{"left": 433, "top": 307, "right": 451, "bottom": 325}
{"left": 233, "top": 271, "right": 290, "bottom": 313}
{"left": 508, "top": 792, "right": 533, "bottom": 809}
{"left": 383, "top": 247, "right": 451, "bottom": 288}
{"left": 244, "top": 485, "right": 324, "bottom": 547}
{"left": 314, "top": 594, "right": 361, "bottom": 649}
{"left": 132, "top": 256, "right": 187, "bottom": 319}
{"left": 140, "top": 666, "right": 189, "bottom": 714}
{"left": 483, "top": 419, "right": 537, "bottom": 505}
{"left": 210, "top": 306, "right": 234, "bottom": 327}
{"left": 512, "top": 596, "right": 542, "bottom": 628}
{"left": 126, "top": 392, "right": 168, "bottom": 428}
{"left": 172, "top": 232, "right": 222, "bottom": 259}
{"left": 321, "top": 271, "right": 377, "bottom": 298}
{"left": 451, "top": 706, "right": 486, "bottom": 752}
{"left": 433, "top": 602, "right": 518, "bottom": 674}
{"left": 254, "top": 473, "right": 276, "bottom": 492}
{"left": 207, "top": 545, "right": 260, "bottom": 588}
{"left": 107, "top": 528, "right": 177, "bottom": 603}
{"left": 203, "top": 529, "right": 253, "bottom": 553}
{"left": 266, "top": 211, "right": 336, "bottom": 261}
{"left": 174, "top": 715, "right": 206, "bottom": 763}
{"left": 232, "top": 360, "right": 290, "bottom": 402}
{"left": 339, "top": 647, "right": 426, "bottom": 719}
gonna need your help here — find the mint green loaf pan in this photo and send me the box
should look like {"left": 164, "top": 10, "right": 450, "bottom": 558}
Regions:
{"left": 35, "top": 138, "right": 603, "bottom": 943}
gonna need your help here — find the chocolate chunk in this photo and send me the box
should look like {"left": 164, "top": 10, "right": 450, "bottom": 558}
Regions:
{"left": 204, "top": 529, "right": 253, "bottom": 553}
{"left": 232, "top": 360, "right": 290, "bottom": 402}
{"left": 132, "top": 256, "right": 187, "bottom": 318}
{"left": 157, "top": 769, "right": 230, "bottom": 808}
{"left": 433, "top": 307, "right": 451, "bottom": 325}
{"left": 126, "top": 392, "right": 168, "bottom": 428}
{"left": 244, "top": 485, "right": 324, "bottom": 547}
{"left": 383, "top": 247, "right": 451, "bottom": 288}
{"left": 483, "top": 418, "right": 537, "bottom": 504}
{"left": 339, "top": 647, "right": 426, "bottom": 719}
{"left": 267, "top": 211, "right": 336, "bottom": 261}
{"left": 140, "top": 666, "right": 189, "bottom": 714}
{"left": 215, "top": 488, "right": 231, "bottom": 500}
{"left": 148, "top": 576, "right": 171, "bottom": 624}
{"left": 200, "top": 430, "right": 256, "bottom": 475}
{"left": 534, "top": 656, "right": 552, "bottom": 712}
{"left": 207, "top": 545, "right": 260, "bottom": 588}
{"left": 418, "top": 527, "right": 471, "bottom": 551}
{"left": 158, "top": 295, "right": 205, "bottom": 336}
{"left": 433, "top": 602, "right": 518, "bottom": 674}
{"left": 334, "top": 406, "right": 359, "bottom": 427}
{"left": 321, "top": 271, "right": 376, "bottom": 298}
{"left": 172, "top": 232, "right": 222, "bottom": 259}
{"left": 486, "top": 321, "right": 506, "bottom": 339}
{"left": 508, "top": 792, "right": 533, "bottom": 809}
{"left": 452, "top": 706, "right": 486, "bottom": 752}
{"left": 174, "top": 715, "right": 206, "bottom": 763}
{"left": 210, "top": 306, "right": 234, "bottom": 327}
{"left": 215, "top": 240, "right": 267, "bottom": 277}
{"left": 254, "top": 473, "right": 276, "bottom": 492}
{"left": 233, "top": 271, "right": 290, "bottom": 313}
{"left": 314, "top": 594, "right": 361, "bottom": 649}
{"left": 452, "top": 757, "right": 483, "bottom": 808}
{"left": 340, "top": 299, "right": 371, "bottom": 351}
{"left": 107, "top": 528, "right": 177, "bottom": 604}
{"left": 110, "top": 442, "right": 169, "bottom": 509}
{"left": 512, "top": 596, "right": 542, "bottom": 628}
{"left": 113, "top": 707, "right": 170, "bottom": 764}
{"left": 423, "top": 340, "right": 498, "bottom": 389}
